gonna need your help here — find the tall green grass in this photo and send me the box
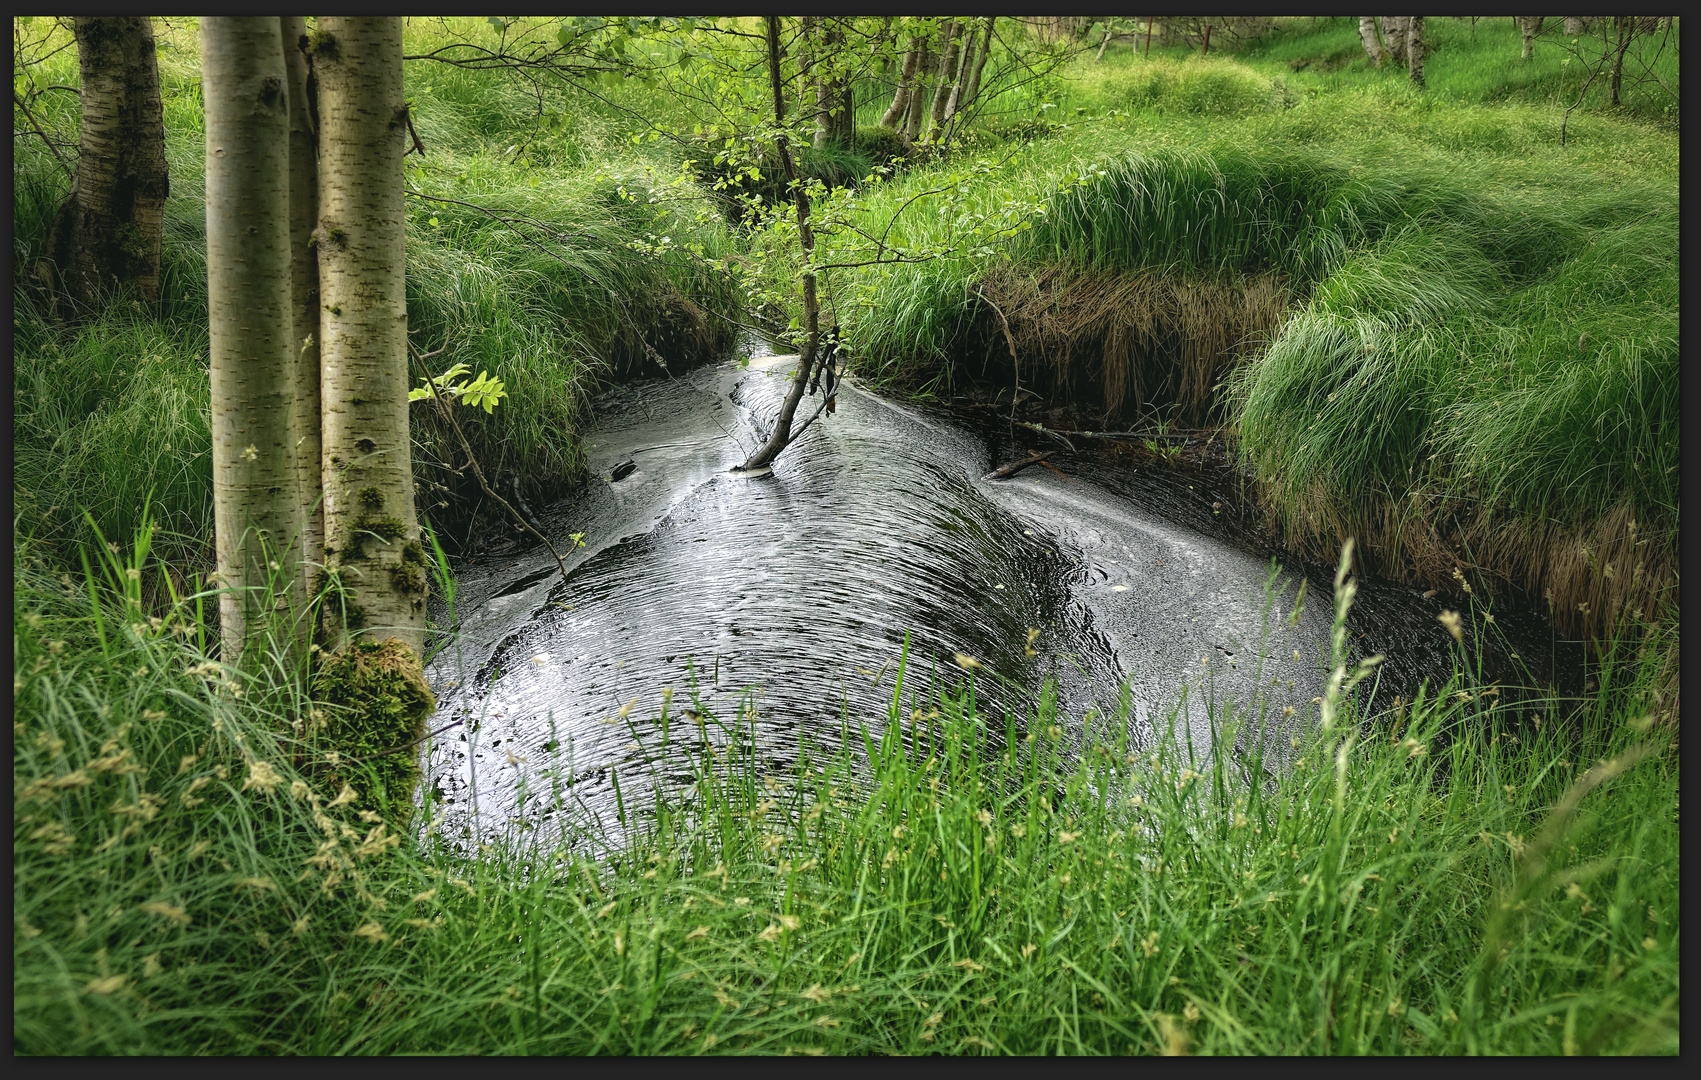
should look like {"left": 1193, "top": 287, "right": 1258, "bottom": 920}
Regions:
{"left": 819, "top": 45, "right": 1677, "bottom": 634}
{"left": 14, "top": 528, "right": 1678, "bottom": 1053}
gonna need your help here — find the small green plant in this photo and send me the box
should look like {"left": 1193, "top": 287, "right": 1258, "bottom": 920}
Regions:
{"left": 409, "top": 362, "right": 508, "bottom": 413}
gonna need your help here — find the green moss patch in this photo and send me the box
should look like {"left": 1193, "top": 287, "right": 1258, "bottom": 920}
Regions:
{"left": 312, "top": 637, "right": 435, "bottom": 826}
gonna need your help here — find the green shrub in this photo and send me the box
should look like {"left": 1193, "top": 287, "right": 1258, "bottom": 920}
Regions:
{"left": 1108, "top": 56, "right": 1281, "bottom": 116}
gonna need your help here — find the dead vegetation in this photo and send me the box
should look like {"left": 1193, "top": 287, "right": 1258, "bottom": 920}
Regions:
{"left": 969, "top": 264, "right": 1287, "bottom": 426}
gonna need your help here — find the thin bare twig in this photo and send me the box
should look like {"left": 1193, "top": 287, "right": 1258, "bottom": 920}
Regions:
{"left": 410, "top": 338, "right": 572, "bottom": 587}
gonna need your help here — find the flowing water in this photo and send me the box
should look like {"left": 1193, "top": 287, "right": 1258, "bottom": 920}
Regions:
{"left": 424, "top": 348, "right": 1574, "bottom": 845}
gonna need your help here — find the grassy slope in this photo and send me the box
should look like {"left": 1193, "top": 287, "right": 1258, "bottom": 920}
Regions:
{"left": 830, "top": 18, "right": 1676, "bottom": 640}
{"left": 13, "top": 534, "right": 1679, "bottom": 1054}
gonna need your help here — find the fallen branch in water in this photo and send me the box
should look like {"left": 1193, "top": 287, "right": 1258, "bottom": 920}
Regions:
{"left": 982, "top": 450, "right": 1051, "bottom": 481}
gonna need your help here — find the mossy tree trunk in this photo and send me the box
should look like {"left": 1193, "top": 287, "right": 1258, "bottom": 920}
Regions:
{"left": 281, "top": 17, "right": 324, "bottom": 602}
{"left": 45, "top": 16, "right": 168, "bottom": 311}
{"left": 202, "top": 17, "right": 307, "bottom": 670}
{"left": 311, "top": 17, "right": 429, "bottom": 655}
{"left": 904, "top": 39, "right": 933, "bottom": 144}
{"left": 1519, "top": 16, "right": 1541, "bottom": 60}
{"left": 813, "top": 18, "right": 853, "bottom": 148}
{"left": 737, "top": 15, "right": 822, "bottom": 473}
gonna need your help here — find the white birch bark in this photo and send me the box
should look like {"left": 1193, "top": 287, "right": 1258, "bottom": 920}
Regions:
{"left": 1381, "top": 16, "right": 1409, "bottom": 64}
{"left": 312, "top": 16, "right": 427, "bottom": 655}
{"left": 879, "top": 37, "right": 923, "bottom": 129}
{"left": 1359, "top": 16, "right": 1385, "bottom": 65}
{"left": 202, "top": 17, "right": 304, "bottom": 668}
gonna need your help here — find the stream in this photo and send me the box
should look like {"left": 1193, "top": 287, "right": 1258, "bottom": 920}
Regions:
{"left": 423, "top": 346, "right": 1575, "bottom": 846}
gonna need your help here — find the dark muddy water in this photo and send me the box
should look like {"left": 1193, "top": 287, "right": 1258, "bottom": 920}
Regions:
{"left": 423, "top": 348, "right": 1575, "bottom": 845}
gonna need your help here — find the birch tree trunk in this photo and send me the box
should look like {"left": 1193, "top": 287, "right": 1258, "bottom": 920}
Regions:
{"left": 1359, "top": 16, "right": 1385, "bottom": 65}
{"left": 1564, "top": 17, "right": 1585, "bottom": 36}
{"left": 202, "top": 17, "right": 305, "bottom": 669}
{"left": 960, "top": 18, "right": 995, "bottom": 116}
{"left": 737, "top": 16, "right": 822, "bottom": 472}
{"left": 281, "top": 16, "right": 323, "bottom": 602}
{"left": 926, "top": 20, "right": 962, "bottom": 142}
{"left": 813, "top": 18, "right": 850, "bottom": 148}
{"left": 46, "top": 16, "right": 169, "bottom": 310}
{"left": 312, "top": 17, "right": 428, "bottom": 655}
{"left": 1519, "top": 16, "right": 1541, "bottom": 59}
{"left": 799, "top": 16, "right": 817, "bottom": 128}
{"left": 879, "top": 36, "right": 923, "bottom": 128}
{"left": 942, "top": 19, "right": 977, "bottom": 128}
{"left": 1407, "top": 16, "right": 1426, "bottom": 88}
{"left": 905, "top": 41, "right": 932, "bottom": 144}
{"left": 1381, "top": 17, "right": 1409, "bottom": 64}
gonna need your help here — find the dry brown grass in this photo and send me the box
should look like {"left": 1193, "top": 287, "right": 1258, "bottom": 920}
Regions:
{"left": 971, "top": 264, "right": 1287, "bottom": 426}
{"left": 1262, "top": 484, "right": 1676, "bottom": 647}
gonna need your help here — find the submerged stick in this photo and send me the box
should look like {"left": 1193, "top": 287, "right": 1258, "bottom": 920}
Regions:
{"left": 982, "top": 449, "right": 1050, "bottom": 481}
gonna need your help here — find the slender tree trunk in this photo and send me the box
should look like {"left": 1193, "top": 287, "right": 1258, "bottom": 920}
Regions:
{"left": 1095, "top": 22, "right": 1113, "bottom": 62}
{"left": 799, "top": 16, "right": 817, "bottom": 128}
{"left": 1359, "top": 16, "right": 1384, "bottom": 65}
{"left": 203, "top": 17, "right": 305, "bottom": 669}
{"left": 879, "top": 37, "right": 923, "bottom": 128}
{"left": 45, "top": 16, "right": 169, "bottom": 311}
{"left": 1407, "top": 16, "right": 1426, "bottom": 88}
{"left": 1609, "top": 17, "right": 1631, "bottom": 106}
{"left": 1381, "top": 17, "right": 1409, "bottom": 64}
{"left": 941, "top": 19, "right": 976, "bottom": 130}
{"left": 814, "top": 18, "right": 849, "bottom": 148}
{"left": 312, "top": 17, "right": 428, "bottom": 655}
{"left": 961, "top": 18, "right": 995, "bottom": 116}
{"left": 281, "top": 17, "right": 323, "bottom": 612}
{"left": 905, "top": 42, "right": 932, "bottom": 144}
{"left": 926, "top": 20, "right": 962, "bottom": 142}
{"left": 1519, "top": 16, "right": 1541, "bottom": 59}
{"left": 739, "top": 16, "right": 821, "bottom": 473}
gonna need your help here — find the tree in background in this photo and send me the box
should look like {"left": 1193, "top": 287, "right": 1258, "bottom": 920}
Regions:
{"left": 1359, "top": 16, "right": 1385, "bottom": 66}
{"left": 1381, "top": 17, "right": 1410, "bottom": 65}
{"left": 1407, "top": 16, "right": 1426, "bottom": 88}
{"left": 1518, "top": 16, "right": 1544, "bottom": 60}
{"left": 43, "top": 16, "right": 169, "bottom": 312}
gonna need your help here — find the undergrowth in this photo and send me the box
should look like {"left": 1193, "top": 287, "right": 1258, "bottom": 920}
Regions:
{"left": 13, "top": 529, "right": 1680, "bottom": 1054}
